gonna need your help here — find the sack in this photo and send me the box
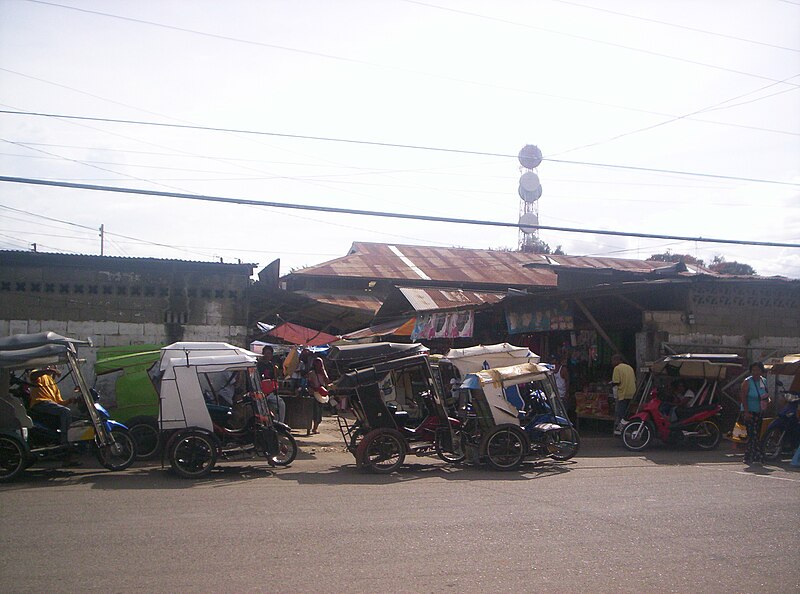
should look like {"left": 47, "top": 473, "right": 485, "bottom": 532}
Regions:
{"left": 731, "top": 421, "right": 748, "bottom": 442}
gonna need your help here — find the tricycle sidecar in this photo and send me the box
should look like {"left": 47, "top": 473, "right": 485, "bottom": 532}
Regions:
{"left": 335, "top": 348, "right": 463, "bottom": 473}
{"left": 154, "top": 343, "right": 297, "bottom": 478}
{"left": 459, "top": 361, "right": 580, "bottom": 470}
{"left": 621, "top": 353, "right": 743, "bottom": 452}
{"left": 0, "top": 332, "right": 136, "bottom": 481}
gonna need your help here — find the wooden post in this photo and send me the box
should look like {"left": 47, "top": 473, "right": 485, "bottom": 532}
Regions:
{"left": 574, "top": 298, "right": 623, "bottom": 357}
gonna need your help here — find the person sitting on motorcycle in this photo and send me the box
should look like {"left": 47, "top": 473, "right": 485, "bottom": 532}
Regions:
{"left": 660, "top": 381, "right": 695, "bottom": 422}
{"left": 28, "top": 366, "right": 79, "bottom": 446}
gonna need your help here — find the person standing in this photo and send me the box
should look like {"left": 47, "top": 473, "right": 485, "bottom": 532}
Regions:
{"left": 739, "top": 362, "right": 769, "bottom": 466}
{"left": 258, "top": 345, "right": 285, "bottom": 424}
{"left": 306, "top": 356, "right": 330, "bottom": 435}
{"left": 611, "top": 354, "right": 636, "bottom": 435}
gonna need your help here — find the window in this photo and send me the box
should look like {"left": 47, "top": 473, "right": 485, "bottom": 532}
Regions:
{"left": 45, "top": 283, "right": 55, "bottom": 293}
{"left": 131, "top": 286, "right": 141, "bottom": 296}
{"left": 30, "top": 283, "right": 41, "bottom": 293}
{"left": 88, "top": 285, "right": 98, "bottom": 294}
{"left": 164, "top": 311, "right": 188, "bottom": 324}
{"left": 187, "top": 288, "right": 197, "bottom": 298}
{"left": 59, "top": 284, "right": 69, "bottom": 294}
{"left": 117, "top": 286, "right": 127, "bottom": 295}
{"left": 144, "top": 286, "right": 155, "bottom": 297}
{"left": 214, "top": 289, "right": 224, "bottom": 299}
{"left": 201, "top": 288, "right": 211, "bottom": 298}
{"left": 15, "top": 282, "right": 25, "bottom": 292}
{"left": 0, "top": 282, "right": 10, "bottom": 292}
{"left": 103, "top": 285, "right": 113, "bottom": 295}
{"left": 228, "top": 290, "right": 237, "bottom": 299}
{"left": 73, "top": 285, "right": 84, "bottom": 294}
{"left": 159, "top": 287, "right": 169, "bottom": 297}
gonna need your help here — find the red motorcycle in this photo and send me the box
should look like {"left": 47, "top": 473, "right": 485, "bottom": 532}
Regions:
{"left": 621, "top": 388, "right": 722, "bottom": 451}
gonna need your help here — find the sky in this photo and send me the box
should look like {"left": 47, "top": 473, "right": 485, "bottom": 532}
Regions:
{"left": 1, "top": 0, "right": 799, "bottom": 278}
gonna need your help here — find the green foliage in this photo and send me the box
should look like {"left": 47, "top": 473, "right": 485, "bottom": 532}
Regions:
{"left": 708, "top": 255, "right": 756, "bottom": 276}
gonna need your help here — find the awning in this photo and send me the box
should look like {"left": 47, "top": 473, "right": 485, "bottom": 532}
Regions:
{"left": 266, "top": 322, "right": 339, "bottom": 347}
{"left": 341, "top": 317, "right": 416, "bottom": 340}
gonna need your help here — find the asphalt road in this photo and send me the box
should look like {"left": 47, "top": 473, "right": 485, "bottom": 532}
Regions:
{"left": 1, "top": 419, "right": 798, "bottom": 593}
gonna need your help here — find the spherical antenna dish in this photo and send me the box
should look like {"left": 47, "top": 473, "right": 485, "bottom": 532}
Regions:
{"left": 519, "top": 211, "right": 539, "bottom": 231}
{"left": 518, "top": 145, "right": 543, "bottom": 169}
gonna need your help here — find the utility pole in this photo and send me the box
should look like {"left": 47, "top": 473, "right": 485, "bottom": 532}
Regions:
{"left": 31, "top": 242, "right": 37, "bottom": 252}
{"left": 99, "top": 224, "right": 104, "bottom": 256}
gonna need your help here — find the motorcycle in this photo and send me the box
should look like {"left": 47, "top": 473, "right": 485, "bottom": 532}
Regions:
{"left": 761, "top": 395, "right": 799, "bottom": 461}
{"left": 1, "top": 332, "right": 136, "bottom": 482}
{"left": 622, "top": 388, "right": 722, "bottom": 451}
{"left": 206, "top": 396, "right": 297, "bottom": 466}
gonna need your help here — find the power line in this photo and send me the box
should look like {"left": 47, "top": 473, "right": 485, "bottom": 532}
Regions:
{"left": 2, "top": 175, "right": 798, "bottom": 249}
{"left": 400, "top": 0, "right": 800, "bottom": 86}
{"left": 2, "top": 110, "right": 798, "bottom": 187}
{"left": 548, "top": 0, "right": 800, "bottom": 53}
{"left": 26, "top": 0, "right": 800, "bottom": 89}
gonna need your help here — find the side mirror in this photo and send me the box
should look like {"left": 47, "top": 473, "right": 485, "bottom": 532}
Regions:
{"left": 89, "top": 388, "right": 100, "bottom": 401}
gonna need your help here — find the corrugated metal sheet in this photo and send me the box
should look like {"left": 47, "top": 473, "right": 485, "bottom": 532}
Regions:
{"left": 398, "top": 287, "right": 504, "bottom": 311}
{"left": 293, "top": 242, "right": 558, "bottom": 287}
{"left": 296, "top": 291, "right": 383, "bottom": 313}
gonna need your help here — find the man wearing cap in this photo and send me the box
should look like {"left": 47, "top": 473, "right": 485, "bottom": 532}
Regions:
{"left": 611, "top": 354, "right": 636, "bottom": 436}
{"left": 28, "top": 366, "right": 79, "bottom": 446}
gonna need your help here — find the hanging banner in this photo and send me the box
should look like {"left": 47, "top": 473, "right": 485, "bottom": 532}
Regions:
{"left": 411, "top": 310, "right": 474, "bottom": 340}
{"left": 506, "top": 302, "right": 574, "bottom": 334}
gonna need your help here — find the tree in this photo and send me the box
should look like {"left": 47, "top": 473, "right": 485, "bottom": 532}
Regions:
{"left": 521, "top": 236, "right": 565, "bottom": 255}
{"left": 708, "top": 255, "right": 756, "bottom": 276}
{"left": 647, "top": 250, "right": 705, "bottom": 267}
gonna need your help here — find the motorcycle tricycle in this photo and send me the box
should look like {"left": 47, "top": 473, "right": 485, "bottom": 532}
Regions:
{"left": 762, "top": 357, "right": 800, "bottom": 460}
{"left": 0, "top": 332, "right": 136, "bottom": 482}
{"left": 332, "top": 344, "right": 464, "bottom": 473}
{"left": 457, "top": 361, "right": 580, "bottom": 470}
{"left": 153, "top": 342, "right": 297, "bottom": 478}
{"left": 621, "top": 353, "right": 742, "bottom": 452}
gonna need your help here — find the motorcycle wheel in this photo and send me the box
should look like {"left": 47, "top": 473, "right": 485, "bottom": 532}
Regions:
{"left": 761, "top": 427, "right": 785, "bottom": 460}
{"left": 356, "top": 429, "right": 406, "bottom": 473}
{"left": 694, "top": 420, "right": 721, "bottom": 450}
{"left": 0, "top": 435, "right": 27, "bottom": 482}
{"left": 622, "top": 420, "right": 652, "bottom": 451}
{"left": 547, "top": 427, "right": 581, "bottom": 461}
{"left": 270, "top": 429, "right": 298, "bottom": 466}
{"left": 169, "top": 431, "right": 217, "bottom": 479}
{"left": 435, "top": 428, "right": 466, "bottom": 463}
{"left": 95, "top": 429, "right": 136, "bottom": 471}
{"left": 348, "top": 422, "right": 366, "bottom": 453}
{"left": 128, "top": 419, "right": 161, "bottom": 460}
{"left": 483, "top": 425, "right": 526, "bottom": 471}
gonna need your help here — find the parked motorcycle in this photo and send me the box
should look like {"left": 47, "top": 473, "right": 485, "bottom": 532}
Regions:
{"left": 622, "top": 388, "right": 721, "bottom": 451}
{"left": 761, "top": 395, "right": 799, "bottom": 461}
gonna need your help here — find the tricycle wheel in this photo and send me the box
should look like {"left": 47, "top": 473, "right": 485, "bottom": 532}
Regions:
{"left": 127, "top": 418, "right": 161, "bottom": 460}
{"left": 622, "top": 420, "right": 652, "bottom": 451}
{"left": 482, "top": 425, "right": 526, "bottom": 471}
{"left": 270, "top": 429, "right": 298, "bottom": 466}
{"left": 694, "top": 420, "right": 721, "bottom": 450}
{"left": 761, "top": 427, "right": 785, "bottom": 460}
{"left": 435, "top": 428, "right": 466, "bottom": 463}
{"left": 169, "top": 430, "right": 217, "bottom": 479}
{"left": 547, "top": 427, "right": 580, "bottom": 461}
{"left": 356, "top": 429, "right": 406, "bottom": 473}
{"left": 0, "top": 435, "right": 27, "bottom": 482}
{"left": 95, "top": 429, "right": 136, "bottom": 471}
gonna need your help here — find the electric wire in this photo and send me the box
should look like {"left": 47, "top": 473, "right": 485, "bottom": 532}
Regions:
{"left": 399, "top": 0, "right": 800, "bottom": 86}
{"left": 548, "top": 0, "right": 800, "bottom": 53}
{"left": 2, "top": 175, "right": 798, "bottom": 249}
{"left": 2, "top": 110, "right": 798, "bottom": 186}
{"left": 25, "top": 0, "right": 800, "bottom": 89}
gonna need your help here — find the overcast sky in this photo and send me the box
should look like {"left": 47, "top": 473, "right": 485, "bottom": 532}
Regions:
{"left": 1, "top": 0, "right": 798, "bottom": 278}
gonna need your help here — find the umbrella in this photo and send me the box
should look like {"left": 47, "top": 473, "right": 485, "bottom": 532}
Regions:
{"left": 266, "top": 322, "right": 339, "bottom": 347}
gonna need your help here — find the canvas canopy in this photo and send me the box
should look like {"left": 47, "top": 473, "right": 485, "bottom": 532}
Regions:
{"left": 461, "top": 361, "right": 552, "bottom": 390}
{"left": 445, "top": 343, "right": 539, "bottom": 376}
{"left": 266, "top": 322, "right": 339, "bottom": 347}
{"left": 649, "top": 354, "right": 741, "bottom": 380}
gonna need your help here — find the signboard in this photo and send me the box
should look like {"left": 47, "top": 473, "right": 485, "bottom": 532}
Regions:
{"left": 411, "top": 310, "right": 474, "bottom": 340}
{"left": 506, "top": 302, "right": 574, "bottom": 334}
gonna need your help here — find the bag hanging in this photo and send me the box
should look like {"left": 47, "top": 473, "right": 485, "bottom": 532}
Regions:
{"left": 731, "top": 420, "right": 748, "bottom": 442}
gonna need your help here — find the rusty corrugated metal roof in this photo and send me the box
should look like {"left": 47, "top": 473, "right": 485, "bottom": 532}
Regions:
{"left": 291, "top": 242, "right": 558, "bottom": 288}
{"left": 398, "top": 287, "right": 505, "bottom": 311}
{"left": 295, "top": 290, "right": 383, "bottom": 313}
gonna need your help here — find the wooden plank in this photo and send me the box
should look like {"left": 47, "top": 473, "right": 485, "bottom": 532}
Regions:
{"left": 574, "top": 298, "right": 623, "bottom": 356}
